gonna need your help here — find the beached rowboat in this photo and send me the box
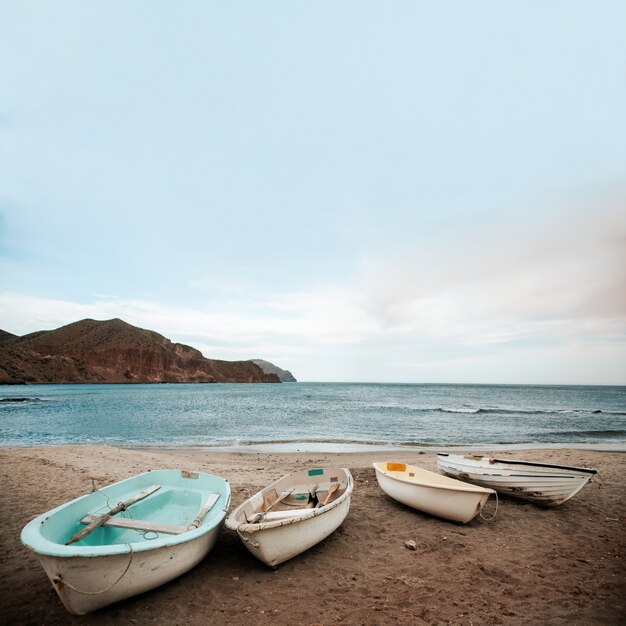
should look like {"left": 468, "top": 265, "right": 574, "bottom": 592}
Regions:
{"left": 21, "top": 469, "right": 230, "bottom": 615}
{"left": 373, "top": 461, "right": 495, "bottom": 523}
{"left": 436, "top": 453, "right": 597, "bottom": 506}
{"left": 226, "top": 467, "right": 353, "bottom": 567}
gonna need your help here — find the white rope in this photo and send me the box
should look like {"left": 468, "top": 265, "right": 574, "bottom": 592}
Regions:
{"left": 141, "top": 530, "right": 160, "bottom": 540}
{"left": 53, "top": 544, "right": 134, "bottom": 596}
{"left": 479, "top": 490, "right": 498, "bottom": 521}
{"left": 91, "top": 478, "right": 114, "bottom": 511}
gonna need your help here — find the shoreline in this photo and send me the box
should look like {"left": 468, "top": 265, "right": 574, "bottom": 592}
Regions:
{"left": 129, "top": 441, "right": 626, "bottom": 454}
{"left": 1, "top": 444, "right": 624, "bottom": 624}
{"left": 2, "top": 441, "right": 626, "bottom": 453}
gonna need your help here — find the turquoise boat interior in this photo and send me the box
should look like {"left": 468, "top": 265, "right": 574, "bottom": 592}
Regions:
{"left": 21, "top": 469, "right": 231, "bottom": 557}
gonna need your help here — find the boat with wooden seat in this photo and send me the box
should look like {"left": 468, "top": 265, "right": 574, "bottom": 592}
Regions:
{"left": 226, "top": 467, "right": 353, "bottom": 567}
{"left": 21, "top": 469, "right": 230, "bottom": 615}
{"left": 373, "top": 461, "right": 495, "bottom": 523}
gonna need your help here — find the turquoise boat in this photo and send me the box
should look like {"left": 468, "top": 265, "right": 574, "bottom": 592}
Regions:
{"left": 21, "top": 469, "right": 230, "bottom": 615}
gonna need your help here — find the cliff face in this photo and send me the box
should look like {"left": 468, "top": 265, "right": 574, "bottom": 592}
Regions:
{"left": 251, "top": 359, "right": 297, "bottom": 382}
{"left": 0, "top": 319, "right": 281, "bottom": 384}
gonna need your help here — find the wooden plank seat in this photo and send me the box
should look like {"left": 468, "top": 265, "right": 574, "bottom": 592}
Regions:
{"left": 80, "top": 515, "right": 189, "bottom": 535}
{"left": 261, "top": 507, "right": 316, "bottom": 521}
{"left": 276, "top": 487, "right": 312, "bottom": 508}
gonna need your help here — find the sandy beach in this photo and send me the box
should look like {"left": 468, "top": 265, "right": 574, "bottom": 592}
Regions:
{"left": 1, "top": 445, "right": 624, "bottom": 625}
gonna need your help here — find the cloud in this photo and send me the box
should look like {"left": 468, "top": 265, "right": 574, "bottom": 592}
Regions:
{"left": 355, "top": 192, "right": 626, "bottom": 345}
{"left": 0, "top": 288, "right": 374, "bottom": 355}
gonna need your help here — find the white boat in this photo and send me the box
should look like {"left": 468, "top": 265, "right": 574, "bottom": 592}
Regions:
{"left": 373, "top": 461, "right": 495, "bottom": 523}
{"left": 226, "top": 467, "right": 353, "bottom": 567}
{"left": 21, "top": 469, "right": 230, "bottom": 615}
{"left": 437, "top": 453, "right": 597, "bottom": 506}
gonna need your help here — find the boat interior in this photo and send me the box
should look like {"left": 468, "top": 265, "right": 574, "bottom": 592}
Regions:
{"left": 236, "top": 468, "right": 350, "bottom": 524}
{"left": 375, "top": 462, "right": 493, "bottom": 492}
{"left": 38, "top": 479, "right": 225, "bottom": 548}
{"left": 439, "top": 453, "right": 598, "bottom": 475}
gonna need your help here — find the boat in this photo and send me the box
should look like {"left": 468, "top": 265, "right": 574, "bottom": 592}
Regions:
{"left": 21, "top": 469, "right": 231, "bottom": 615}
{"left": 436, "top": 453, "right": 597, "bottom": 506}
{"left": 373, "top": 461, "right": 495, "bottom": 523}
{"left": 225, "top": 467, "right": 353, "bottom": 567}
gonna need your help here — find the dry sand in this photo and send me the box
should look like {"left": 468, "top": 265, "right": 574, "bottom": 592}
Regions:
{"left": 0, "top": 445, "right": 624, "bottom": 625}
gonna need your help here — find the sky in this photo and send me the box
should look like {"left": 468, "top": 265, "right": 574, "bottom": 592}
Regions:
{"left": 0, "top": 2, "right": 625, "bottom": 384}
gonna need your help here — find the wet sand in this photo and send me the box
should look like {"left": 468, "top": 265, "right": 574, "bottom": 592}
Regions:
{"left": 1, "top": 445, "right": 624, "bottom": 625}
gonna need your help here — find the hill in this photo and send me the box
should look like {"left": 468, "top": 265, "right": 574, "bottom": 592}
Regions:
{"left": 0, "top": 319, "right": 283, "bottom": 384}
{"left": 251, "top": 359, "right": 297, "bottom": 382}
{"left": 0, "top": 329, "right": 17, "bottom": 344}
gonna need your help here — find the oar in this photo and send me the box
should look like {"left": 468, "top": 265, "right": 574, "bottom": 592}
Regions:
{"left": 316, "top": 483, "right": 339, "bottom": 508}
{"left": 66, "top": 484, "right": 161, "bottom": 545}
{"left": 187, "top": 493, "right": 221, "bottom": 530}
{"left": 252, "top": 488, "right": 295, "bottom": 524}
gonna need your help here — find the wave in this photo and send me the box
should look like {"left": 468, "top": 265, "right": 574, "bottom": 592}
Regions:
{"left": 127, "top": 437, "right": 444, "bottom": 449}
{"left": 125, "top": 432, "right": 626, "bottom": 450}
{"left": 436, "top": 407, "right": 626, "bottom": 416}
{"left": 474, "top": 408, "right": 575, "bottom": 415}
{"left": 367, "top": 404, "right": 626, "bottom": 416}
{"left": 528, "top": 429, "right": 626, "bottom": 439}
{"left": 236, "top": 437, "right": 413, "bottom": 447}
{"left": 132, "top": 429, "right": 626, "bottom": 448}
{"left": 0, "top": 397, "right": 42, "bottom": 404}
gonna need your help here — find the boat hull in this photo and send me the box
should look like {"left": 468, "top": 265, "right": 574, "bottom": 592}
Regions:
{"left": 436, "top": 454, "right": 596, "bottom": 506}
{"left": 236, "top": 496, "right": 350, "bottom": 567}
{"left": 34, "top": 525, "right": 221, "bottom": 615}
{"left": 373, "top": 463, "right": 493, "bottom": 523}
{"left": 21, "top": 469, "right": 230, "bottom": 614}
{"left": 226, "top": 467, "right": 353, "bottom": 567}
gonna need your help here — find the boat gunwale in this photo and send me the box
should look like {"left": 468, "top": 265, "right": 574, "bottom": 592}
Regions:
{"left": 21, "top": 470, "right": 231, "bottom": 558}
{"left": 226, "top": 468, "right": 353, "bottom": 533}
{"left": 373, "top": 462, "right": 495, "bottom": 495}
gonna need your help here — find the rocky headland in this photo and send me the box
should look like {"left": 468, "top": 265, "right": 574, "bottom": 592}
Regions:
{"left": 0, "top": 318, "right": 291, "bottom": 385}
{"left": 250, "top": 359, "right": 297, "bottom": 382}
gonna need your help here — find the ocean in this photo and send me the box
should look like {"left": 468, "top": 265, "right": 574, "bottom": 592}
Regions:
{"left": 0, "top": 383, "right": 624, "bottom": 450}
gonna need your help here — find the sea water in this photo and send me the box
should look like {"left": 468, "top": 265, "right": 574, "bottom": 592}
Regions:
{"left": 0, "top": 383, "right": 624, "bottom": 450}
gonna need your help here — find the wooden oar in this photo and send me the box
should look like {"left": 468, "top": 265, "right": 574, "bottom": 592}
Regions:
{"left": 187, "top": 493, "right": 221, "bottom": 530}
{"left": 316, "top": 483, "right": 339, "bottom": 508}
{"left": 252, "top": 488, "right": 295, "bottom": 524}
{"left": 66, "top": 484, "right": 161, "bottom": 545}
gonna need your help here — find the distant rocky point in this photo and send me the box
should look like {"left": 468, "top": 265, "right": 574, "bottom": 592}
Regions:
{"left": 0, "top": 318, "right": 293, "bottom": 385}
{"left": 251, "top": 359, "right": 297, "bottom": 382}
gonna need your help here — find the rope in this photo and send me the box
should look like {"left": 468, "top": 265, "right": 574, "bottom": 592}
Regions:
{"left": 53, "top": 544, "right": 134, "bottom": 596}
{"left": 479, "top": 490, "right": 498, "bottom": 521}
{"left": 141, "top": 530, "right": 159, "bottom": 540}
{"left": 595, "top": 471, "right": 603, "bottom": 489}
{"left": 90, "top": 478, "right": 116, "bottom": 512}
{"left": 89, "top": 477, "right": 147, "bottom": 532}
